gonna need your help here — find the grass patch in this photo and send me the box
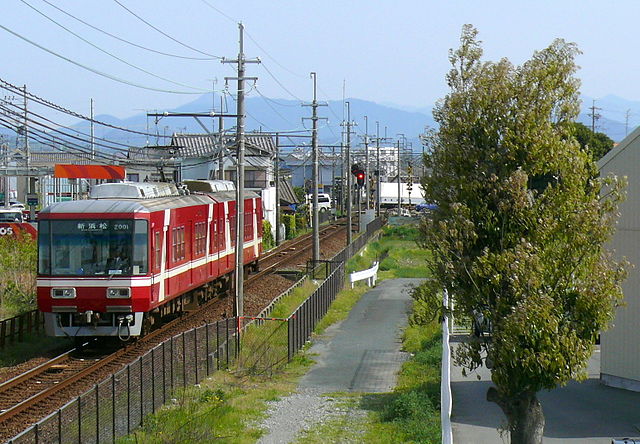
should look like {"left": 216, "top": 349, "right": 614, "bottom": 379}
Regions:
{"left": 118, "top": 223, "right": 441, "bottom": 443}
{"left": 0, "top": 333, "right": 72, "bottom": 367}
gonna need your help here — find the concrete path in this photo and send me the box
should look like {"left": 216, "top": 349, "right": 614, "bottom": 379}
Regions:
{"left": 451, "top": 335, "right": 640, "bottom": 443}
{"left": 257, "top": 278, "right": 422, "bottom": 444}
{"left": 299, "top": 278, "right": 421, "bottom": 393}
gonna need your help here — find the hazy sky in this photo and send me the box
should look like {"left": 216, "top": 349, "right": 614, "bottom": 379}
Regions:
{"left": 1, "top": 0, "right": 637, "bottom": 122}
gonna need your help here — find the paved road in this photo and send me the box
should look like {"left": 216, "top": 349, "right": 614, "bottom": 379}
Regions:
{"left": 299, "top": 278, "right": 423, "bottom": 393}
{"left": 451, "top": 336, "right": 640, "bottom": 443}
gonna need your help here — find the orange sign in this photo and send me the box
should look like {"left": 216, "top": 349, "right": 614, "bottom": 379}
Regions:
{"left": 54, "top": 164, "right": 125, "bottom": 179}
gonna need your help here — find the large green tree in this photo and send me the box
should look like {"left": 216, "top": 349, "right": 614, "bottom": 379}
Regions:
{"left": 571, "top": 121, "right": 615, "bottom": 160}
{"left": 418, "top": 25, "right": 626, "bottom": 443}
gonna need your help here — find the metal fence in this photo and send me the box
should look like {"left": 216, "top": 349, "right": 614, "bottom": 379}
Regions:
{"left": 8, "top": 216, "right": 385, "bottom": 444}
{"left": 0, "top": 309, "right": 43, "bottom": 349}
{"left": 9, "top": 319, "right": 240, "bottom": 444}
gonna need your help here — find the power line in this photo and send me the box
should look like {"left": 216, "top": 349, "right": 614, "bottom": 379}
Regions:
{"left": 0, "top": 23, "right": 207, "bottom": 95}
{"left": 0, "top": 77, "right": 171, "bottom": 138}
{"left": 0, "top": 104, "right": 132, "bottom": 155}
{"left": 259, "top": 62, "right": 304, "bottom": 101}
{"left": 111, "top": 0, "right": 221, "bottom": 59}
{"left": 18, "top": 0, "right": 210, "bottom": 92}
{"left": 38, "top": 0, "right": 214, "bottom": 61}
{"left": 198, "top": 0, "right": 237, "bottom": 24}
{"left": 1, "top": 99, "right": 133, "bottom": 151}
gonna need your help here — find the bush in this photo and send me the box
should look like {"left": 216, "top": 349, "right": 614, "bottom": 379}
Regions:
{"left": 262, "top": 219, "right": 274, "bottom": 251}
{"left": 282, "top": 214, "right": 296, "bottom": 239}
{"left": 0, "top": 237, "right": 37, "bottom": 318}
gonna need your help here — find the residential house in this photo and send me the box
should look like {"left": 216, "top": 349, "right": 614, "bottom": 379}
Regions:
{"left": 598, "top": 127, "right": 640, "bottom": 391}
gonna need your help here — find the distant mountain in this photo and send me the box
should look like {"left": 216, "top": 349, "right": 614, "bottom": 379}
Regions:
{"left": 4, "top": 93, "right": 635, "bottom": 156}
{"left": 64, "top": 95, "right": 436, "bottom": 153}
{"left": 579, "top": 94, "right": 640, "bottom": 142}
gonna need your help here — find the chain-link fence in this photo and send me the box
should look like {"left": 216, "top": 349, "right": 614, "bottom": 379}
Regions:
{"left": 8, "top": 216, "right": 384, "bottom": 444}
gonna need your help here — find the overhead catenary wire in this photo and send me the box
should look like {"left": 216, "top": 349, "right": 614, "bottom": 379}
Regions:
{"left": 0, "top": 77, "right": 171, "bottom": 138}
{"left": 0, "top": 116, "right": 123, "bottom": 163}
{"left": 1, "top": 100, "right": 134, "bottom": 151}
{"left": 0, "top": 106, "right": 133, "bottom": 155}
{"left": 38, "top": 0, "right": 214, "bottom": 61}
{"left": 17, "top": 0, "right": 211, "bottom": 92}
{"left": 111, "top": 0, "right": 222, "bottom": 59}
{"left": 0, "top": 23, "right": 206, "bottom": 95}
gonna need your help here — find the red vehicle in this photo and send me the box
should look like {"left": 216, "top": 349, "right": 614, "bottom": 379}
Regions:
{"left": 0, "top": 208, "right": 37, "bottom": 240}
{"left": 36, "top": 180, "right": 262, "bottom": 340}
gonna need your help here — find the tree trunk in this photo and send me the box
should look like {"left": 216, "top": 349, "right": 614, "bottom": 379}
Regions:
{"left": 487, "top": 387, "right": 545, "bottom": 444}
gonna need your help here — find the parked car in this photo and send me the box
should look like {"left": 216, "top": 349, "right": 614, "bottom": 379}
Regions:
{"left": 415, "top": 202, "right": 438, "bottom": 212}
{"left": 306, "top": 193, "right": 332, "bottom": 212}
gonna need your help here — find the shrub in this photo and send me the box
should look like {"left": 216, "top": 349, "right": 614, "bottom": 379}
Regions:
{"left": 282, "top": 214, "right": 296, "bottom": 239}
{"left": 262, "top": 220, "right": 274, "bottom": 251}
{"left": 0, "top": 237, "right": 37, "bottom": 318}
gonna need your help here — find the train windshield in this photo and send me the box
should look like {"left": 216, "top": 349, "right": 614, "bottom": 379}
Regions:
{"left": 0, "top": 211, "right": 23, "bottom": 222}
{"left": 38, "top": 219, "right": 148, "bottom": 276}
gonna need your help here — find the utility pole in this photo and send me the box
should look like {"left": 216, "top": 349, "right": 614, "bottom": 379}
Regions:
{"left": 90, "top": 98, "right": 95, "bottom": 161}
{"left": 218, "top": 97, "right": 225, "bottom": 180}
{"left": 396, "top": 139, "right": 401, "bottom": 215}
{"left": 363, "top": 116, "right": 370, "bottom": 210}
{"left": 222, "top": 23, "right": 260, "bottom": 319}
{"left": 1, "top": 136, "right": 8, "bottom": 207}
{"left": 302, "top": 72, "right": 327, "bottom": 264}
{"left": 341, "top": 102, "right": 355, "bottom": 245}
{"left": 588, "top": 99, "right": 601, "bottom": 133}
{"left": 375, "top": 121, "right": 381, "bottom": 216}
{"left": 275, "top": 133, "right": 281, "bottom": 246}
{"left": 625, "top": 109, "right": 631, "bottom": 137}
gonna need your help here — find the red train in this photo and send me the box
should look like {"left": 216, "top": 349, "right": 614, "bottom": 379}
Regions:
{"left": 36, "top": 180, "right": 262, "bottom": 340}
{"left": 0, "top": 208, "right": 37, "bottom": 240}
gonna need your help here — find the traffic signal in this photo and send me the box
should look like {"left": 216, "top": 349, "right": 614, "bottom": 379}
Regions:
{"left": 356, "top": 169, "right": 365, "bottom": 188}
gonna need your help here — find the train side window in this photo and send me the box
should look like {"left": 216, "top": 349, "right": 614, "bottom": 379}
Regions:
{"left": 172, "top": 227, "right": 185, "bottom": 263}
{"left": 194, "top": 221, "right": 206, "bottom": 256}
{"left": 244, "top": 208, "right": 252, "bottom": 242}
{"left": 153, "top": 230, "right": 161, "bottom": 271}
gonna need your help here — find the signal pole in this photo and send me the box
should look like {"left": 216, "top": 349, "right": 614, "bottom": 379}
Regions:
{"left": 303, "top": 73, "right": 327, "bottom": 264}
{"left": 222, "top": 23, "right": 260, "bottom": 319}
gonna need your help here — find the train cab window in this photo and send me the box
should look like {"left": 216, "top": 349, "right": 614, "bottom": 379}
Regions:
{"left": 37, "top": 219, "right": 148, "bottom": 276}
{"left": 38, "top": 220, "right": 50, "bottom": 274}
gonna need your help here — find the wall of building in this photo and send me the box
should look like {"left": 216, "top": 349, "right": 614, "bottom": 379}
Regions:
{"left": 599, "top": 127, "right": 640, "bottom": 391}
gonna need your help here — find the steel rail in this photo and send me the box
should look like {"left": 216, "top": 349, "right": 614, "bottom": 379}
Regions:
{"left": 0, "top": 221, "right": 344, "bottom": 426}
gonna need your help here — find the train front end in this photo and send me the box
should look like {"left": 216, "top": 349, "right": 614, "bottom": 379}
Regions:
{"left": 37, "top": 200, "right": 151, "bottom": 340}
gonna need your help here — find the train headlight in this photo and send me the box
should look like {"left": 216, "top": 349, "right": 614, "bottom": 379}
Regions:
{"left": 107, "top": 287, "right": 131, "bottom": 298}
{"left": 51, "top": 288, "right": 76, "bottom": 299}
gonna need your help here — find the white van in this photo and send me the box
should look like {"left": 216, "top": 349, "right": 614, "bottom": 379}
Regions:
{"left": 306, "top": 193, "right": 332, "bottom": 212}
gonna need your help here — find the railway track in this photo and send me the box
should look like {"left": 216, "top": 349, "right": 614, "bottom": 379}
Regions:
{"left": 0, "top": 220, "right": 347, "bottom": 440}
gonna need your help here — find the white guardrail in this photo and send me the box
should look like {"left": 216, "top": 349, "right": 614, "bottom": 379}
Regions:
{"left": 442, "top": 289, "right": 453, "bottom": 444}
{"left": 349, "top": 261, "right": 379, "bottom": 288}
